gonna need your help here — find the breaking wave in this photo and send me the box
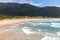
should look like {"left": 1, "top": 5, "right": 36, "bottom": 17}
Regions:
{"left": 21, "top": 20, "right": 60, "bottom": 40}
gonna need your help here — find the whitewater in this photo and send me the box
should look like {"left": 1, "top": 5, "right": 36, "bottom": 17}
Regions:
{"left": 1, "top": 19, "right": 60, "bottom": 40}
{"left": 21, "top": 20, "right": 60, "bottom": 40}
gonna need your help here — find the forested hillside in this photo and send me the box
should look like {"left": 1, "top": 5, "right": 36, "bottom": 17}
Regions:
{"left": 0, "top": 3, "right": 60, "bottom": 18}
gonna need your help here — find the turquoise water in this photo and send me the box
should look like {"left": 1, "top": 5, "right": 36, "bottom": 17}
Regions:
{"left": 21, "top": 20, "right": 60, "bottom": 40}
{"left": 22, "top": 20, "right": 60, "bottom": 32}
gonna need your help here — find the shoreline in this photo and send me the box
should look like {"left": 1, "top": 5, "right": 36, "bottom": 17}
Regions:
{"left": 0, "top": 18, "right": 60, "bottom": 27}
{"left": 0, "top": 18, "right": 60, "bottom": 40}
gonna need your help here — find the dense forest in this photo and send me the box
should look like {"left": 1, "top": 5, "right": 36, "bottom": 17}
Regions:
{"left": 0, "top": 3, "right": 60, "bottom": 19}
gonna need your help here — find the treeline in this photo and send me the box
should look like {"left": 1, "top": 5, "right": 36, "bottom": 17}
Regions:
{"left": 0, "top": 3, "right": 60, "bottom": 19}
{"left": 0, "top": 15, "right": 48, "bottom": 20}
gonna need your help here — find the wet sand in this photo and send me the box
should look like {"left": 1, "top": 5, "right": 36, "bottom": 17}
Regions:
{"left": 0, "top": 19, "right": 41, "bottom": 27}
{"left": 0, "top": 24, "right": 44, "bottom": 40}
{"left": 0, "top": 18, "right": 59, "bottom": 40}
{"left": 0, "top": 19, "right": 46, "bottom": 40}
{"left": 0, "top": 18, "right": 57, "bottom": 27}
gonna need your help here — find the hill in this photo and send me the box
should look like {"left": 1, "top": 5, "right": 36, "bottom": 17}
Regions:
{"left": 0, "top": 3, "right": 60, "bottom": 18}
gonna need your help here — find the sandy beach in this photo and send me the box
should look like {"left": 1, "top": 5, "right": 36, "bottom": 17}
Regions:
{"left": 0, "top": 19, "right": 46, "bottom": 40}
{"left": 0, "top": 18, "right": 59, "bottom": 40}
{"left": 0, "top": 18, "right": 56, "bottom": 27}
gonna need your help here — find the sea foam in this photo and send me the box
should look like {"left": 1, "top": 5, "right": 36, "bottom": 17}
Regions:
{"left": 22, "top": 27, "right": 36, "bottom": 35}
{"left": 21, "top": 20, "right": 60, "bottom": 39}
{"left": 41, "top": 36, "right": 60, "bottom": 40}
{"left": 51, "top": 23, "right": 60, "bottom": 28}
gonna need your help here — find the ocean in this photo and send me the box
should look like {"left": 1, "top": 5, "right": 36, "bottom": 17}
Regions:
{"left": 1, "top": 19, "right": 60, "bottom": 40}
{"left": 21, "top": 19, "right": 60, "bottom": 40}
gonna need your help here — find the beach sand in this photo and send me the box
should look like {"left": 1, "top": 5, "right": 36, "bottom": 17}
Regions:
{"left": 0, "top": 18, "right": 59, "bottom": 40}
{"left": 0, "top": 18, "right": 56, "bottom": 27}
{"left": 0, "top": 28, "right": 44, "bottom": 40}
{"left": 0, "top": 19, "right": 46, "bottom": 40}
{"left": 0, "top": 18, "right": 60, "bottom": 26}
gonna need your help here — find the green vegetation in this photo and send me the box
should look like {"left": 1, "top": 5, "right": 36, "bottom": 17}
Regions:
{"left": 0, "top": 3, "right": 60, "bottom": 20}
{"left": 0, "top": 15, "right": 48, "bottom": 20}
